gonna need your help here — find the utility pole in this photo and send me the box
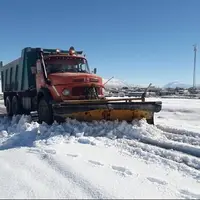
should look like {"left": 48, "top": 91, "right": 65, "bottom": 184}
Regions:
{"left": 193, "top": 44, "right": 197, "bottom": 89}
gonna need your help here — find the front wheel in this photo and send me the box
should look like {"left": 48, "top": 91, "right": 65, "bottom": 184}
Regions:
{"left": 38, "top": 97, "right": 53, "bottom": 125}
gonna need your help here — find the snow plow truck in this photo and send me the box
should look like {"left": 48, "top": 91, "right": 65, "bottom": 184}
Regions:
{"left": 0, "top": 47, "right": 162, "bottom": 125}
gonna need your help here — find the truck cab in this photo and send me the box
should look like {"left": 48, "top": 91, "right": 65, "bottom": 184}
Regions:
{"left": 33, "top": 47, "right": 105, "bottom": 123}
{"left": 34, "top": 47, "right": 104, "bottom": 102}
{"left": 0, "top": 46, "right": 105, "bottom": 124}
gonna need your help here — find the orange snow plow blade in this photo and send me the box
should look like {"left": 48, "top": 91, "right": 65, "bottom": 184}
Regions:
{"left": 52, "top": 97, "right": 162, "bottom": 124}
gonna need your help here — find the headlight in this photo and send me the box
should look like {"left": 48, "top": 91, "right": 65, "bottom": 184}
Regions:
{"left": 62, "top": 89, "right": 70, "bottom": 96}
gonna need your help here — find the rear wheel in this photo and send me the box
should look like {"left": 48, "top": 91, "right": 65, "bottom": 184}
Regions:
{"left": 38, "top": 97, "right": 53, "bottom": 125}
{"left": 6, "top": 96, "right": 12, "bottom": 116}
{"left": 12, "top": 96, "right": 21, "bottom": 115}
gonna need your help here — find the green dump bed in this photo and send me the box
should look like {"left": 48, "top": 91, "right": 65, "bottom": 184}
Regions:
{"left": 0, "top": 47, "right": 38, "bottom": 93}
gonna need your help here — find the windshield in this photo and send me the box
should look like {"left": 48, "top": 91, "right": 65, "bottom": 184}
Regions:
{"left": 45, "top": 57, "right": 90, "bottom": 74}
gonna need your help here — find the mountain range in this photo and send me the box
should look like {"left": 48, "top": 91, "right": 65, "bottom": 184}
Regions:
{"left": 163, "top": 81, "right": 191, "bottom": 89}
{"left": 103, "top": 78, "right": 199, "bottom": 89}
{"left": 163, "top": 81, "right": 200, "bottom": 89}
{"left": 102, "top": 78, "right": 130, "bottom": 88}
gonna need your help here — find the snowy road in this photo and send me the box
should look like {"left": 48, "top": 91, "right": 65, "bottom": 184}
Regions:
{"left": 0, "top": 98, "right": 200, "bottom": 199}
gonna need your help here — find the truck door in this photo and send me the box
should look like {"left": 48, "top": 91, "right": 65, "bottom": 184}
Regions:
{"left": 36, "top": 59, "right": 45, "bottom": 91}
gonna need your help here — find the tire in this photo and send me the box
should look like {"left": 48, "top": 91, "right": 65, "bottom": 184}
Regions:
{"left": 38, "top": 97, "right": 53, "bottom": 125}
{"left": 12, "top": 96, "right": 21, "bottom": 115}
{"left": 6, "top": 96, "right": 13, "bottom": 116}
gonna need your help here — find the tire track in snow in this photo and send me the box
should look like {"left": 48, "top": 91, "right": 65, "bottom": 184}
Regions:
{"left": 117, "top": 138, "right": 200, "bottom": 171}
{"left": 129, "top": 139, "right": 200, "bottom": 170}
{"left": 159, "top": 131, "right": 200, "bottom": 147}
{"left": 104, "top": 120, "right": 200, "bottom": 159}
{"left": 155, "top": 124, "right": 200, "bottom": 146}
{"left": 156, "top": 124, "right": 200, "bottom": 139}
{"left": 39, "top": 151, "right": 114, "bottom": 199}
{"left": 114, "top": 139, "right": 200, "bottom": 179}
{"left": 134, "top": 134, "right": 200, "bottom": 158}
{"left": 114, "top": 123, "right": 200, "bottom": 159}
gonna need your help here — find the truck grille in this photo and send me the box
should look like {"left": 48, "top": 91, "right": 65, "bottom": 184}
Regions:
{"left": 72, "top": 86, "right": 100, "bottom": 96}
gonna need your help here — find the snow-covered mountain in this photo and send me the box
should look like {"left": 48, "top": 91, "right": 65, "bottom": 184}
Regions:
{"left": 102, "top": 77, "right": 146, "bottom": 89}
{"left": 102, "top": 78, "right": 130, "bottom": 88}
{"left": 163, "top": 81, "right": 192, "bottom": 89}
{"left": 163, "top": 81, "right": 200, "bottom": 89}
{"left": 102, "top": 78, "right": 200, "bottom": 90}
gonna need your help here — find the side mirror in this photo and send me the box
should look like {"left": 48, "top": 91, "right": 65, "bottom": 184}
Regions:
{"left": 31, "top": 66, "right": 37, "bottom": 74}
{"left": 93, "top": 68, "right": 97, "bottom": 74}
{"left": 36, "top": 59, "right": 42, "bottom": 72}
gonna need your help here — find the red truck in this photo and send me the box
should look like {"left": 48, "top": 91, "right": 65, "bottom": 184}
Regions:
{"left": 0, "top": 46, "right": 162, "bottom": 124}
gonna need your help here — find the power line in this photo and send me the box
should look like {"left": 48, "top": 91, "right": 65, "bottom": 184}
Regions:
{"left": 193, "top": 44, "right": 197, "bottom": 89}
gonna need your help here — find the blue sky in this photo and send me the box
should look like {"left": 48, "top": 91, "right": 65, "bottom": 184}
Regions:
{"left": 0, "top": 0, "right": 200, "bottom": 87}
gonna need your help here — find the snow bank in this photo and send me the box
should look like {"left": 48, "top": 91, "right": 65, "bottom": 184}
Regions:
{"left": 0, "top": 114, "right": 200, "bottom": 175}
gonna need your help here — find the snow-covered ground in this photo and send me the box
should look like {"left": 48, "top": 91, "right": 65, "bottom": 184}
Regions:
{"left": 0, "top": 98, "right": 200, "bottom": 199}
